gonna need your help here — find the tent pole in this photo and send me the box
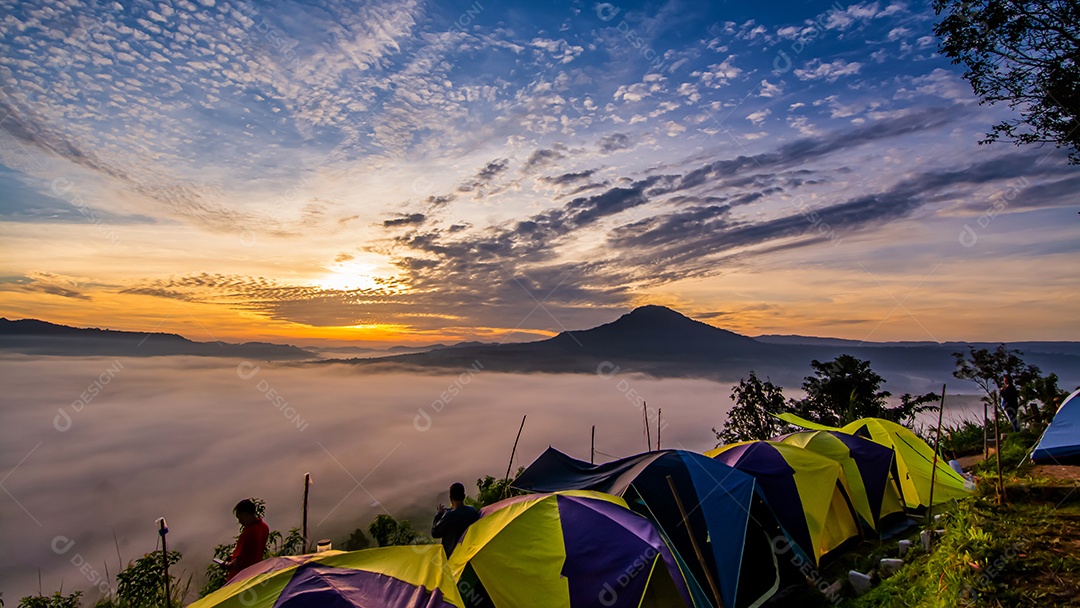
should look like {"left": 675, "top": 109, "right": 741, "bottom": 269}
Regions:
{"left": 503, "top": 415, "right": 527, "bottom": 498}
{"left": 666, "top": 475, "right": 724, "bottom": 608}
{"left": 927, "top": 384, "right": 946, "bottom": 524}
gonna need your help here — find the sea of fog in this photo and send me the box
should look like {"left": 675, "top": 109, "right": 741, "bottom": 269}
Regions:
{"left": 0, "top": 355, "right": 988, "bottom": 602}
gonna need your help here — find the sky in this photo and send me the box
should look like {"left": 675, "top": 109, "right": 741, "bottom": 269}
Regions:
{"left": 1, "top": 0, "right": 1078, "bottom": 346}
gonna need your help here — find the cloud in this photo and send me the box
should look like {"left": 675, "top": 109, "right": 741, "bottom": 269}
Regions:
{"left": 598, "top": 133, "right": 632, "bottom": 154}
{"left": 758, "top": 79, "right": 783, "bottom": 98}
{"left": 540, "top": 170, "right": 597, "bottom": 186}
{"left": 746, "top": 109, "right": 771, "bottom": 126}
{"left": 794, "top": 59, "right": 863, "bottom": 82}
{"left": 382, "top": 213, "right": 427, "bottom": 228}
{"left": 694, "top": 55, "right": 743, "bottom": 88}
{"left": 522, "top": 146, "right": 568, "bottom": 172}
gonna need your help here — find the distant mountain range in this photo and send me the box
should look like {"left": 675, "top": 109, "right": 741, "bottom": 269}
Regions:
{"left": 5, "top": 307, "right": 1079, "bottom": 393}
{"left": 0, "top": 318, "right": 314, "bottom": 360}
{"left": 323, "top": 305, "right": 1080, "bottom": 393}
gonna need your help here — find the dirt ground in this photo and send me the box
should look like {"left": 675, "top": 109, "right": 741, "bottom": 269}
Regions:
{"left": 1030, "top": 463, "right": 1080, "bottom": 483}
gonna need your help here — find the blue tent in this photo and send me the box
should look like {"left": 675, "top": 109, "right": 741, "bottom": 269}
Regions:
{"left": 512, "top": 448, "right": 788, "bottom": 608}
{"left": 1032, "top": 389, "right": 1080, "bottom": 463}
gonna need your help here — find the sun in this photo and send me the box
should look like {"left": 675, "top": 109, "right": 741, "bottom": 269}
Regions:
{"left": 312, "top": 261, "right": 384, "bottom": 292}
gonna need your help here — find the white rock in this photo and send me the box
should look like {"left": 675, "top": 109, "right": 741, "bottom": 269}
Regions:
{"left": 849, "top": 570, "right": 873, "bottom": 596}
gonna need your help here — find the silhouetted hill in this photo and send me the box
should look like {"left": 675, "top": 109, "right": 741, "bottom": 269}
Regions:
{"left": 0, "top": 318, "right": 314, "bottom": 359}
{"left": 756, "top": 334, "right": 1080, "bottom": 357}
{"left": 326, "top": 306, "right": 1080, "bottom": 393}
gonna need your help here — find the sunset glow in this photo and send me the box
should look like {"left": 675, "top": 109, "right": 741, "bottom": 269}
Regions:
{"left": 1, "top": 0, "right": 1077, "bottom": 344}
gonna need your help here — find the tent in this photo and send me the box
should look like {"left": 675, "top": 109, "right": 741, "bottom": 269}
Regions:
{"left": 1032, "top": 388, "right": 1080, "bottom": 463}
{"left": 775, "top": 430, "right": 905, "bottom": 530}
{"left": 448, "top": 490, "right": 694, "bottom": 608}
{"left": 776, "top": 414, "right": 971, "bottom": 511}
{"left": 512, "top": 448, "right": 786, "bottom": 608}
{"left": 705, "top": 441, "right": 861, "bottom": 565}
{"left": 187, "top": 545, "right": 465, "bottom": 608}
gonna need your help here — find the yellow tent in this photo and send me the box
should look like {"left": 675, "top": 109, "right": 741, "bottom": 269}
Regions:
{"left": 777, "top": 430, "right": 906, "bottom": 530}
{"left": 777, "top": 414, "right": 971, "bottom": 511}
{"left": 705, "top": 441, "right": 861, "bottom": 564}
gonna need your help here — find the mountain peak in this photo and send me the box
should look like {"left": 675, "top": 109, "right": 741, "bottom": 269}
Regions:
{"left": 537, "top": 304, "right": 760, "bottom": 357}
{"left": 621, "top": 305, "right": 695, "bottom": 323}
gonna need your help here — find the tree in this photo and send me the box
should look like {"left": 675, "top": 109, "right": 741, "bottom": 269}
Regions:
{"left": 934, "top": 0, "right": 1080, "bottom": 163}
{"left": 953, "top": 344, "right": 1041, "bottom": 430}
{"left": 795, "top": 355, "right": 893, "bottom": 427}
{"left": 953, "top": 345, "right": 1041, "bottom": 397}
{"left": 368, "top": 514, "right": 425, "bottom": 547}
{"left": 714, "top": 371, "right": 790, "bottom": 445}
{"left": 341, "top": 527, "right": 372, "bottom": 551}
{"left": 472, "top": 469, "right": 525, "bottom": 507}
{"left": 1020, "top": 371, "right": 1070, "bottom": 427}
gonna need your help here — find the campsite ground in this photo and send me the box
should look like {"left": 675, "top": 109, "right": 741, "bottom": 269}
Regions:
{"left": 782, "top": 457, "right": 1080, "bottom": 607}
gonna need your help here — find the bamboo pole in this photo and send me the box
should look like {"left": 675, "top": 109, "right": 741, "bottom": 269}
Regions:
{"left": 667, "top": 476, "right": 723, "bottom": 608}
{"left": 302, "top": 473, "right": 311, "bottom": 553}
{"left": 503, "top": 415, "right": 527, "bottom": 498}
{"left": 927, "top": 384, "right": 946, "bottom": 523}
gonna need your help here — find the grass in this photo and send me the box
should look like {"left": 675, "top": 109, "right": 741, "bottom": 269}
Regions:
{"left": 841, "top": 466, "right": 1080, "bottom": 607}
{"left": 777, "top": 425, "right": 1079, "bottom": 608}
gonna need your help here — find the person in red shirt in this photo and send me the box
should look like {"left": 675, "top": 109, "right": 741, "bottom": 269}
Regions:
{"left": 225, "top": 498, "right": 270, "bottom": 581}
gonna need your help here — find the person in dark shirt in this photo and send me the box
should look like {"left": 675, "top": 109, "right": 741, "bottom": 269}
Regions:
{"left": 431, "top": 482, "right": 480, "bottom": 557}
{"left": 225, "top": 498, "right": 270, "bottom": 581}
{"left": 1000, "top": 374, "right": 1021, "bottom": 432}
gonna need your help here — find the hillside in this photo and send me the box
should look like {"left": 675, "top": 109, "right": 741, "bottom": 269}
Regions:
{"left": 0, "top": 318, "right": 314, "bottom": 360}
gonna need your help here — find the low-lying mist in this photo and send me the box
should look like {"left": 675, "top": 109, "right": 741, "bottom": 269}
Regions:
{"left": 0, "top": 355, "right": 987, "bottom": 602}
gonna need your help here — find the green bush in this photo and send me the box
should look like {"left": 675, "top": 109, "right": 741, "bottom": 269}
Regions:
{"left": 113, "top": 551, "right": 185, "bottom": 608}
{"left": 17, "top": 592, "right": 81, "bottom": 608}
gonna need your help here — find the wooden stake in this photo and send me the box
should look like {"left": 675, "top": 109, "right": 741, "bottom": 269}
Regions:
{"left": 657, "top": 408, "right": 662, "bottom": 450}
{"left": 644, "top": 402, "right": 651, "bottom": 452}
{"left": 667, "top": 476, "right": 723, "bottom": 608}
{"left": 302, "top": 473, "right": 311, "bottom": 553}
{"left": 503, "top": 415, "right": 527, "bottom": 498}
{"left": 994, "top": 393, "right": 1004, "bottom": 504}
{"left": 591, "top": 425, "right": 595, "bottom": 464}
{"left": 158, "top": 518, "right": 170, "bottom": 607}
{"left": 927, "top": 384, "right": 946, "bottom": 523}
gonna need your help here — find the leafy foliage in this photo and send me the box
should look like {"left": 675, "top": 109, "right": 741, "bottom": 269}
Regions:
{"left": 1019, "top": 371, "right": 1071, "bottom": 430}
{"left": 953, "top": 345, "right": 1041, "bottom": 397}
{"left": 472, "top": 469, "right": 525, "bottom": 507}
{"left": 714, "top": 371, "right": 791, "bottom": 445}
{"left": 267, "top": 527, "right": 305, "bottom": 557}
{"left": 17, "top": 592, "right": 82, "bottom": 608}
{"left": 793, "top": 355, "right": 935, "bottom": 427}
{"left": 934, "top": 0, "right": 1080, "bottom": 163}
{"left": 939, "top": 418, "right": 988, "bottom": 457}
{"left": 113, "top": 551, "right": 185, "bottom": 608}
{"left": 368, "top": 515, "right": 426, "bottom": 547}
{"left": 953, "top": 345, "right": 1042, "bottom": 429}
{"left": 341, "top": 528, "right": 372, "bottom": 551}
